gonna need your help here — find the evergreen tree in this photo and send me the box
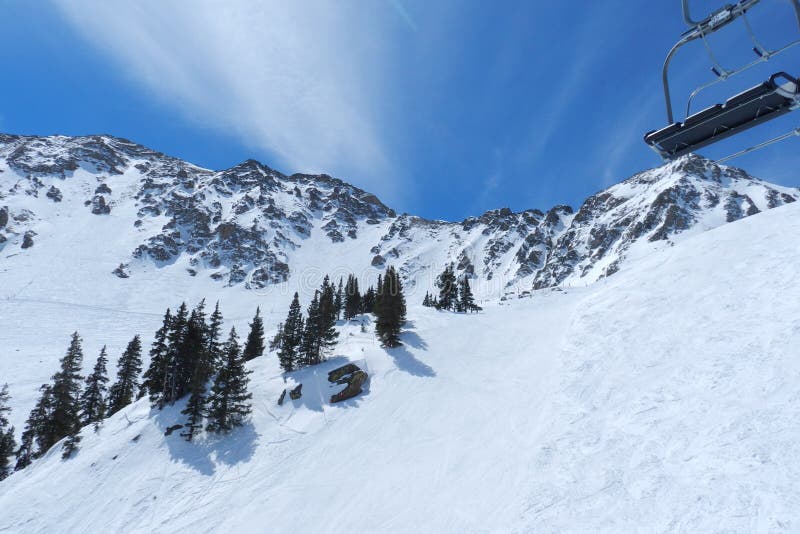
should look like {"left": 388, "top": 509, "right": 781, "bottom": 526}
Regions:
{"left": 422, "top": 291, "right": 432, "bottom": 307}
{"left": 458, "top": 276, "right": 481, "bottom": 312}
{"left": 16, "top": 384, "right": 52, "bottom": 469}
{"left": 49, "top": 333, "right": 84, "bottom": 458}
{"left": 317, "top": 276, "right": 339, "bottom": 359}
{"left": 206, "top": 301, "right": 225, "bottom": 370}
{"left": 435, "top": 263, "right": 459, "bottom": 311}
{"left": 278, "top": 293, "right": 304, "bottom": 372}
{"left": 141, "top": 308, "right": 172, "bottom": 407}
{"left": 334, "top": 277, "right": 344, "bottom": 320}
{"left": 107, "top": 336, "right": 143, "bottom": 416}
{"left": 206, "top": 328, "right": 253, "bottom": 433}
{"left": 180, "top": 310, "right": 214, "bottom": 441}
{"left": 300, "top": 291, "right": 321, "bottom": 366}
{"left": 268, "top": 323, "right": 283, "bottom": 352}
{"left": 0, "top": 384, "right": 16, "bottom": 480}
{"left": 80, "top": 347, "right": 109, "bottom": 429}
{"left": 164, "top": 302, "right": 189, "bottom": 404}
{"left": 362, "top": 285, "right": 376, "bottom": 314}
{"left": 375, "top": 266, "right": 407, "bottom": 347}
{"left": 242, "top": 307, "right": 265, "bottom": 361}
{"left": 344, "top": 274, "right": 362, "bottom": 320}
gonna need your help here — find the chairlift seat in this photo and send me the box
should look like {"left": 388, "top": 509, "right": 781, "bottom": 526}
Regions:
{"left": 645, "top": 72, "right": 800, "bottom": 159}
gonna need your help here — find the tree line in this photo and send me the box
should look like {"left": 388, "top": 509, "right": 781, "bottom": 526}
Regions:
{"left": 423, "top": 263, "right": 482, "bottom": 313}
{"left": 272, "top": 266, "right": 407, "bottom": 373}
{"left": 0, "top": 264, "right": 410, "bottom": 480}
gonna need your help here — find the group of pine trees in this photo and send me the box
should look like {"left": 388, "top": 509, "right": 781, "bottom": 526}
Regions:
{"left": 141, "top": 300, "right": 253, "bottom": 440}
{"left": 423, "top": 263, "right": 482, "bottom": 313}
{"left": 13, "top": 332, "right": 143, "bottom": 471}
{"left": 273, "top": 267, "right": 407, "bottom": 371}
{"left": 4, "top": 299, "right": 262, "bottom": 476}
{"left": 274, "top": 275, "right": 343, "bottom": 373}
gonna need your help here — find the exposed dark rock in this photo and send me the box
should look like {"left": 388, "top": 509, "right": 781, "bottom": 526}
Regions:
{"left": 112, "top": 263, "right": 130, "bottom": 278}
{"left": 21, "top": 231, "right": 35, "bottom": 249}
{"left": 91, "top": 195, "right": 111, "bottom": 215}
{"left": 94, "top": 183, "right": 112, "bottom": 194}
{"left": 277, "top": 389, "right": 287, "bottom": 406}
{"left": 0, "top": 207, "right": 7, "bottom": 228}
{"left": 371, "top": 254, "right": 386, "bottom": 267}
{"left": 289, "top": 383, "right": 303, "bottom": 400}
{"left": 329, "top": 363, "right": 368, "bottom": 403}
{"left": 164, "top": 424, "right": 183, "bottom": 436}
{"left": 46, "top": 186, "right": 63, "bottom": 202}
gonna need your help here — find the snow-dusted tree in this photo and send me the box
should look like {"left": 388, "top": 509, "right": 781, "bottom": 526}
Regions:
{"left": 361, "top": 285, "right": 376, "bottom": 314}
{"left": 206, "top": 328, "right": 253, "bottom": 434}
{"left": 300, "top": 291, "right": 321, "bottom": 366}
{"left": 0, "top": 384, "right": 16, "bottom": 480}
{"left": 242, "top": 307, "right": 265, "bottom": 361}
{"left": 49, "top": 333, "right": 84, "bottom": 458}
{"left": 80, "top": 347, "right": 109, "bottom": 429}
{"left": 107, "top": 336, "right": 143, "bottom": 417}
{"left": 141, "top": 308, "right": 172, "bottom": 407}
{"left": 279, "top": 293, "right": 304, "bottom": 372}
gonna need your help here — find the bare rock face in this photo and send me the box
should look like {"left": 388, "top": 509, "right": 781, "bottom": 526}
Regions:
{"left": 329, "top": 363, "right": 368, "bottom": 403}
{"left": 46, "top": 186, "right": 62, "bottom": 202}
{"left": 0, "top": 207, "right": 7, "bottom": 228}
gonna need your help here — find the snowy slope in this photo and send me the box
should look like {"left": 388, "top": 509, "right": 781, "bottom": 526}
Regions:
{"left": 2, "top": 196, "right": 799, "bottom": 532}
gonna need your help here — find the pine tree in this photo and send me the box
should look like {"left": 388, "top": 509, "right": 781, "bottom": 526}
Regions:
{"left": 164, "top": 302, "right": 189, "bottom": 404}
{"left": 242, "top": 307, "right": 265, "bottom": 361}
{"left": 80, "top": 347, "right": 109, "bottom": 429}
{"left": 268, "top": 323, "right": 283, "bottom": 352}
{"left": 334, "top": 277, "right": 344, "bottom": 320}
{"left": 206, "top": 301, "right": 224, "bottom": 371}
{"left": 375, "top": 266, "right": 407, "bottom": 347}
{"left": 279, "top": 293, "right": 304, "bottom": 372}
{"left": 0, "top": 384, "right": 16, "bottom": 480}
{"left": 16, "top": 384, "right": 52, "bottom": 470}
{"left": 436, "top": 263, "right": 459, "bottom": 311}
{"left": 206, "top": 328, "right": 253, "bottom": 434}
{"left": 107, "top": 336, "right": 143, "bottom": 417}
{"left": 344, "top": 274, "right": 362, "bottom": 321}
{"left": 422, "top": 291, "right": 432, "bottom": 307}
{"left": 318, "top": 275, "right": 339, "bottom": 358}
{"left": 180, "top": 310, "right": 214, "bottom": 442}
{"left": 142, "top": 308, "right": 172, "bottom": 407}
{"left": 458, "top": 276, "right": 481, "bottom": 312}
{"left": 49, "top": 333, "right": 85, "bottom": 458}
{"left": 175, "top": 305, "right": 204, "bottom": 402}
{"left": 300, "top": 291, "right": 321, "bottom": 367}
{"left": 362, "top": 285, "right": 376, "bottom": 314}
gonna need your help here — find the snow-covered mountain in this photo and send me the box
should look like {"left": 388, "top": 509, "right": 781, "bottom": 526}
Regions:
{"left": 2, "top": 133, "right": 800, "bottom": 532}
{"left": 1, "top": 134, "right": 796, "bottom": 302}
{"left": 2, "top": 183, "right": 800, "bottom": 533}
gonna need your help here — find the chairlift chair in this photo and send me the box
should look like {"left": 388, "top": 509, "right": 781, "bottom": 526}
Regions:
{"left": 644, "top": 0, "right": 800, "bottom": 162}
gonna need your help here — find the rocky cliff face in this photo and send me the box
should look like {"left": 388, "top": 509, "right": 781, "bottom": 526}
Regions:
{"left": 0, "top": 134, "right": 796, "bottom": 299}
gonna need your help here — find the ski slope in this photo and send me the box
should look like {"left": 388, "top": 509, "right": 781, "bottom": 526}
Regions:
{"left": 1, "top": 201, "right": 800, "bottom": 532}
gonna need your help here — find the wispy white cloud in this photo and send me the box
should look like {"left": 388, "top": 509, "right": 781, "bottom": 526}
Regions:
{"left": 52, "top": 0, "right": 399, "bottom": 195}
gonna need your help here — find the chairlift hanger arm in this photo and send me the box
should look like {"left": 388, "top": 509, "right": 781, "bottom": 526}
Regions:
{"left": 662, "top": 0, "right": 762, "bottom": 123}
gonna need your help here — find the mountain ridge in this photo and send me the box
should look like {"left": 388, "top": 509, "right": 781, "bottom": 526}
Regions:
{"left": 1, "top": 133, "right": 797, "bottom": 300}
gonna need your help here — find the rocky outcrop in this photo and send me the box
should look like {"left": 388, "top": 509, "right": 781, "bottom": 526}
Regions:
{"left": 289, "top": 383, "right": 303, "bottom": 400}
{"left": 329, "top": 363, "right": 368, "bottom": 403}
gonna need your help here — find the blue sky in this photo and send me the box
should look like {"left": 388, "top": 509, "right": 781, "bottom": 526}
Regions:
{"left": 2, "top": 1, "right": 800, "bottom": 221}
